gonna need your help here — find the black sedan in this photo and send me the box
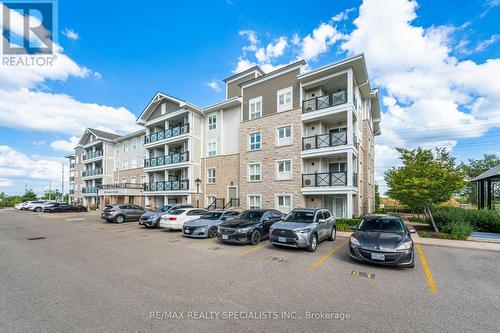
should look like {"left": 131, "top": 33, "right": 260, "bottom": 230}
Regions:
{"left": 44, "top": 204, "right": 87, "bottom": 213}
{"left": 217, "top": 209, "right": 283, "bottom": 245}
{"left": 349, "top": 215, "right": 416, "bottom": 268}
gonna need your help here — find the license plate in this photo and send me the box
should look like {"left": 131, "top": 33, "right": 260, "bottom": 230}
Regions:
{"left": 222, "top": 235, "right": 228, "bottom": 240}
{"left": 278, "top": 237, "right": 287, "bottom": 243}
{"left": 371, "top": 253, "right": 385, "bottom": 261}
{"left": 184, "top": 229, "right": 190, "bottom": 234}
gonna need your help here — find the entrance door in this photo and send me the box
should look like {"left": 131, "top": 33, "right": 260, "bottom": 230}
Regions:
{"left": 329, "top": 162, "right": 346, "bottom": 186}
{"left": 228, "top": 186, "right": 237, "bottom": 199}
{"left": 324, "top": 196, "right": 345, "bottom": 218}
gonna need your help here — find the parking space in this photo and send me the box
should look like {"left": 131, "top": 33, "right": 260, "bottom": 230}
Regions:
{"left": 1, "top": 208, "right": 500, "bottom": 332}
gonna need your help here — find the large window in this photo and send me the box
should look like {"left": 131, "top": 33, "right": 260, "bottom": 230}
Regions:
{"left": 206, "top": 195, "right": 216, "bottom": 206}
{"left": 248, "top": 195, "right": 261, "bottom": 209}
{"left": 208, "top": 114, "right": 217, "bottom": 130}
{"left": 131, "top": 138, "right": 137, "bottom": 150}
{"left": 276, "top": 195, "right": 292, "bottom": 213}
{"left": 249, "top": 96, "right": 262, "bottom": 119}
{"left": 208, "top": 141, "right": 217, "bottom": 157}
{"left": 277, "top": 125, "right": 292, "bottom": 146}
{"left": 122, "top": 141, "right": 128, "bottom": 152}
{"left": 276, "top": 160, "right": 292, "bottom": 180}
{"left": 248, "top": 132, "right": 261, "bottom": 151}
{"left": 277, "top": 86, "right": 293, "bottom": 112}
{"left": 248, "top": 163, "right": 261, "bottom": 182}
{"left": 207, "top": 168, "right": 216, "bottom": 184}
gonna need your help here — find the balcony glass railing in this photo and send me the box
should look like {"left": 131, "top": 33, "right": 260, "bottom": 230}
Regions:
{"left": 145, "top": 179, "right": 189, "bottom": 191}
{"left": 302, "top": 132, "right": 347, "bottom": 150}
{"left": 82, "top": 168, "right": 103, "bottom": 177}
{"left": 302, "top": 171, "right": 347, "bottom": 187}
{"left": 144, "top": 151, "right": 189, "bottom": 168}
{"left": 82, "top": 186, "right": 98, "bottom": 193}
{"left": 82, "top": 150, "right": 103, "bottom": 161}
{"left": 144, "top": 123, "right": 190, "bottom": 144}
{"left": 302, "top": 90, "right": 347, "bottom": 113}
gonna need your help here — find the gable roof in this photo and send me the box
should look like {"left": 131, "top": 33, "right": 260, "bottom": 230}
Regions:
{"left": 223, "top": 66, "right": 265, "bottom": 83}
{"left": 239, "top": 60, "right": 306, "bottom": 88}
{"left": 87, "top": 128, "right": 121, "bottom": 140}
{"left": 471, "top": 164, "right": 500, "bottom": 182}
{"left": 136, "top": 91, "right": 202, "bottom": 125}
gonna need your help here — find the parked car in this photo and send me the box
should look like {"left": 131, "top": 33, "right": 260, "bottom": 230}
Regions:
{"left": 183, "top": 210, "right": 240, "bottom": 238}
{"left": 270, "top": 208, "right": 336, "bottom": 252}
{"left": 27, "top": 201, "right": 49, "bottom": 212}
{"left": 139, "top": 204, "right": 194, "bottom": 228}
{"left": 158, "top": 208, "right": 207, "bottom": 230}
{"left": 101, "top": 204, "right": 145, "bottom": 223}
{"left": 217, "top": 209, "right": 283, "bottom": 245}
{"left": 41, "top": 202, "right": 62, "bottom": 212}
{"left": 349, "top": 215, "right": 415, "bottom": 268}
{"left": 14, "top": 202, "right": 24, "bottom": 210}
{"left": 44, "top": 204, "right": 87, "bottom": 213}
{"left": 20, "top": 201, "right": 34, "bottom": 210}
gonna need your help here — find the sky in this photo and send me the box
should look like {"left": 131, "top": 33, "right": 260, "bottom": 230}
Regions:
{"left": 0, "top": 0, "right": 499, "bottom": 195}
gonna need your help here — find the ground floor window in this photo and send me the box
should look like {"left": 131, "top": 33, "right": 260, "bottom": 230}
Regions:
{"left": 248, "top": 195, "right": 261, "bottom": 209}
{"left": 276, "top": 195, "right": 292, "bottom": 213}
{"left": 206, "top": 195, "right": 216, "bottom": 206}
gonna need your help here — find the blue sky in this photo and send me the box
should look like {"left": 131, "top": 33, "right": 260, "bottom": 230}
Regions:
{"left": 0, "top": 0, "right": 500, "bottom": 195}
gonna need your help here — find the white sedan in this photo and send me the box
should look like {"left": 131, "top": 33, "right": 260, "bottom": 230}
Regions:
{"left": 159, "top": 208, "right": 207, "bottom": 230}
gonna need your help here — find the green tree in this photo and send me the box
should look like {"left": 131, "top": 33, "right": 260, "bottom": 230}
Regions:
{"left": 375, "top": 184, "right": 381, "bottom": 210}
{"left": 22, "top": 189, "right": 38, "bottom": 201}
{"left": 42, "top": 190, "right": 61, "bottom": 200}
{"left": 461, "top": 154, "right": 500, "bottom": 204}
{"left": 385, "top": 148, "right": 465, "bottom": 232}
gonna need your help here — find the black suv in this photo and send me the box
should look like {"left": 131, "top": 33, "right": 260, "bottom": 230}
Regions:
{"left": 217, "top": 209, "right": 283, "bottom": 245}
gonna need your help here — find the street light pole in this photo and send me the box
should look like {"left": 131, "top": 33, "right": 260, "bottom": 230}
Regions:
{"left": 195, "top": 178, "right": 201, "bottom": 208}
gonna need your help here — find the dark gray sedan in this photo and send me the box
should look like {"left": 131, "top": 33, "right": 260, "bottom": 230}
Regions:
{"left": 349, "top": 215, "right": 416, "bottom": 268}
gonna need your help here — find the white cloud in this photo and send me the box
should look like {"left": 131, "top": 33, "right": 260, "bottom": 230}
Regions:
{"left": 62, "top": 28, "right": 80, "bottom": 40}
{"left": 0, "top": 178, "right": 14, "bottom": 187}
{"left": 332, "top": 8, "right": 355, "bottom": 22}
{"left": 206, "top": 80, "right": 221, "bottom": 92}
{"left": 50, "top": 136, "right": 80, "bottom": 153}
{"left": 255, "top": 37, "right": 288, "bottom": 63}
{"left": 33, "top": 140, "right": 47, "bottom": 148}
{"left": 457, "top": 34, "right": 500, "bottom": 56}
{"left": 298, "top": 23, "right": 344, "bottom": 61}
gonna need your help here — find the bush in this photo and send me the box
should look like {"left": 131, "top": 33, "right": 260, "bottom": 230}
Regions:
{"left": 432, "top": 206, "right": 500, "bottom": 236}
{"left": 336, "top": 218, "right": 361, "bottom": 232}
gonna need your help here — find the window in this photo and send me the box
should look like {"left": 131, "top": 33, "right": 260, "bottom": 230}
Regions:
{"left": 131, "top": 159, "right": 137, "bottom": 169}
{"left": 122, "top": 141, "right": 128, "bottom": 152}
{"left": 249, "top": 96, "right": 262, "bottom": 119}
{"left": 206, "top": 195, "right": 216, "bottom": 206}
{"left": 207, "top": 168, "right": 216, "bottom": 184}
{"left": 131, "top": 177, "right": 136, "bottom": 184}
{"left": 114, "top": 160, "right": 119, "bottom": 170}
{"left": 277, "top": 125, "right": 292, "bottom": 146}
{"left": 277, "top": 86, "right": 293, "bottom": 112}
{"left": 208, "top": 114, "right": 217, "bottom": 130}
{"left": 121, "top": 178, "right": 127, "bottom": 184}
{"left": 161, "top": 103, "right": 166, "bottom": 115}
{"left": 277, "top": 160, "right": 292, "bottom": 180}
{"left": 208, "top": 141, "right": 217, "bottom": 157}
{"left": 248, "top": 163, "right": 261, "bottom": 182}
{"left": 131, "top": 138, "right": 137, "bottom": 150}
{"left": 248, "top": 132, "right": 261, "bottom": 151}
{"left": 122, "top": 159, "right": 128, "bottom": 170}
{"left": 276, "top": 195, "right": 292, "bottom": 213}
{"left": 140, "top": 176, "right": 146, "bottom": 184}
{"left": 248, "top": 195, "right": 261, "bottom": 209}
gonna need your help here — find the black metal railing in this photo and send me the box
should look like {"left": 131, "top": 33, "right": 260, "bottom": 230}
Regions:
{"left": 69, "top": 176, "right": 75, "bottom": 182}
{"left": 302, "top": 171, "right": 347, "bottom": 187}
{"left": 82, "top": 168, "right": 103, "bottom": 177}
{"left": 223, "top": 198, "right": 240, "bottom": 209}
{"left": 82, "top": 150, "right": 103, "bottom": 161}
{"left": 82, "top": 186, "right": 98, "bottom": 194}
{"left": 207, "top": 198, "right": 225, "bottom": 210}
{"left": 144, "top": 123, "right": 190, "bottom": 144}
{"left": 144, "top": 151, "right": 189, "bottom": 167}
{"left": 302, "top": 90, "right": 347, "bottom": 113}
{"left": 98, "top": 183, "right": 145, "bottom": 190}
{"left": 302, "top": 132, "right": 347, "bottom": 150}
{"left": 353, "top": 172, "right": 358, "bottom": 187}
{"left": 144, "top": 179, "right": 189, "bottom": 191}
{"left": 69, "top": 163, "right": 75, "bottom": 169}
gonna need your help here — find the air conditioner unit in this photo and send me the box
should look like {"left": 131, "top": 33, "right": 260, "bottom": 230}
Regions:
{"left": 305, "top": 179, "right": 311, "bottom": 186}
{"left": 305, "top": 143, "right": 312, "bottom": 150}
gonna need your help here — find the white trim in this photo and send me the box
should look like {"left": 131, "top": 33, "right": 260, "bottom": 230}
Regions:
{"left": 275, "top": 159, "right": 293, "bottom": 181}
{"left": 275, "top": 193, "right": 293, "bottom": 213}
{"left": 277, "top": 86, "right": 293, "bottom": 113}
{"left": 207, "top": 140, "right": 217, "bottom": 157}
{"left": 206, "top": 168, "right": 216, "bottom": 184}
{"left": 247, "top": 162, "right": 262, "bottom": 182}
{"left": 276, "top": 124, "right": 293, "bottom": 147}
{"left": 247, "top": 194, "right": 262, "bottom": 209}
{"left": 207, "top": 113, "right": 217, "bottom": 131}
{"left": 248, "top": 131, "right": 262, "bottom": 151}
{"left": 227, "top": 185, "right": 238, "bottom": 200}
{"left": 249, "top": 96, "right": 262, "bottom": 120}
{"left": 241, "top": 63, "right": 305, "bottom": 89}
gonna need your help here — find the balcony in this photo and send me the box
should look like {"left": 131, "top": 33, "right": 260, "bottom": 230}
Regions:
{"left": 82, "top": 150, "right": 103, "bottom": 161}
{"left": 302, "top": 171, "right": 347, "bottom": 187}
{"left": 82, "top": 168, "right": 103, "bottom": 177}
{"left": 302, "top": 91, "right": 347, "bottom": 113}
{"left": 145, "top": 179, "right": 189, "bottom": 192}
{"left": 82, "top": 186, "right": 98, "bottom": 194}
{"left": 144, "top": 151, "right": 189, "bottom": 168}
{"left": 99, "top": 183, "right": 145, "bottom": 190}
{"left": 144, "top": 123, "right": 189, "bottom": 145}
{"left": 69, "top": 176, "right": 75, "bottom": 182}
{"left": 69, "top": 163, "right": 75, "bottom": 169}
{"left": 69, "top": 189, "right": 74, "bottom": 195}
{"left": 302, "top": 132, "right": 347, "bottom": 150}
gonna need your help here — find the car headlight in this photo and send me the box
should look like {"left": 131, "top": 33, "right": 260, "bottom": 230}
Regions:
{"left": 238, "top": 227, "right": 252, "bottom": 234}
{"left": 217, "top": 226, "right": 222, "bottom": 233}
{"left": 350, "top": 236, "right": 360, "bottom": 246}
{"left": 396, "top": 240, "right": 412, "bottom": 251}
{"left": 294, "top": 228, "right": 310, "bottom": 234}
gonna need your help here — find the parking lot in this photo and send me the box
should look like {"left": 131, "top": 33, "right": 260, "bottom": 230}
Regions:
{"left": 1, "top": 208, "right": 500, "bottom": 332}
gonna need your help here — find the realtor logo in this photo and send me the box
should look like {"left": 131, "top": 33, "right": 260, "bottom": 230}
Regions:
{"left": 2, "top": 1, "right": 56, "bottom": 54}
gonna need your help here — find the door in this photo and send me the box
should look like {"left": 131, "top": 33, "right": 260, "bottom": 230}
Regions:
{"left": 261, "top": 211, "right": 275, "bottom": 238}
{"left": 329, "top": 162, "right": 346, "bottom": 185}
{"left": 334, "top": 198, "right": 345, "bottom": 218}
{"left": 329, "top": 127, "right": 347, "bottom": 145}
{"left": 316, "top": 211, "right": 328, "bottom": 240}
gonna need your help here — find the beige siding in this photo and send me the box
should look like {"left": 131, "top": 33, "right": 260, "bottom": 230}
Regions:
{"left": 149, "top": 101, "right": 181, "bottom": 121}
{"left": 242, "top": 68, "right": 301, "bottom": 121}
{"left": 227, "top": 73, "right": 255, "bottom": 98}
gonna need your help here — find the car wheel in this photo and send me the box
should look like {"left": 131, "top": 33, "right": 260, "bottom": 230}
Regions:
{"left": 208, "top": 227, "right": 218, "bottom": 238}
{"left": 307, "top": 234, "right": 318, "bottom": 252}
{"left": 114, "top": 215, "right": 125, "bottom": 224}
{"left": 34, "top": 207, "right": 42, "bottom": 212}
{"left": 328, "top": 226, "right": 337, "bottom": 241}
{"left": 250, "top": 230, "right": 261, "bottom": 245}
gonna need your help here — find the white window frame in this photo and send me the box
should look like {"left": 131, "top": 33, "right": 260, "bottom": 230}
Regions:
{"left": 276, "top": 159, "right": 292, "bottom": 180}
{"left": 249, "top": 96, "right": 262, "bottom": 120}
{"left": 276, "top": 124, "right": 292, "bottom": 146}
{"left": 122, "top": 141, "right": 128, "bottom": 152}
{"left": 248, "top": 195, "right": 262, "bottom": 210}
{"left": 207, "top": 168, "right": 216, "bottom": 184}
{"left": 140, "top": 175, "right": 146, "bottom": 184}
{"left": 276, "top": 194, "right": 292, "bottom": 213}
{"left": 277, "top": 86, "right": 293, "bottom": 112}
{"left": 207, "top": 141, "right": 217, "bottom": 157}
{"left": 131, "top": 138, "right": 137, "bottom": 150}
{"left": 248, "top": 163, "right": 262, "bottom": 182}
{"left": 208, "top": 113, "right": 217, "bottom": 131}
{"left": 206, "top": 195, "right": 216, "bottom": 206}
{"left": 248, "top": 132, "right": 261, "bottom": 151}
{"left": 131, "top": 159, "right": 137, "bottom": 169}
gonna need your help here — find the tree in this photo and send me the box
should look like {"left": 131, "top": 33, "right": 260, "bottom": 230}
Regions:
{"left": 461, "top": 154, "right": 500, "bottom": 204}
{"left": 375, "top": 184, "right": 381, "bottom": 211}
{"left": 42, "top": 190, "right": 61, "bottom": 200}
{"left": 22, "top": 189, "right": 37, "bottom": 201}
{"left": 385, "top": 148, "right": 465, "bottom": 232}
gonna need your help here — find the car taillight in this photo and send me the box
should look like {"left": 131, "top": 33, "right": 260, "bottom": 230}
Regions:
{"left": 168, "top": 217, "right": 177, "bottom": 221}
{"left": 103, "top": 209, "right": 114, "bottom": 213}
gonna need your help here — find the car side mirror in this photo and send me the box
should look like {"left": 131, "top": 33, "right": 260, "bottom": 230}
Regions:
{"left": 220, "top": 217, "right": 227, "bottom": 221}
{"left": 350, "top": 226, "right": 357, "bottom": 231}
{"left": 409, "top": 228, "right": 417, "bottom": 234}
{"left": 318, "top": 219, "right": 326, "bottom": 223}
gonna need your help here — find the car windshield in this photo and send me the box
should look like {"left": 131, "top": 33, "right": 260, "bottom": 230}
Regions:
{"left": 168, "top": 209, "right": 185, "bottom": 215}
{"left": 200, "top": 212, "right": 223, "bottom": 220}
{"left": 358, "top": 218, "right": 405, "bottom": 233}
{"left": 155, "top": 205, "right": 172, "bottom": 213}
{"left": 236, "top": 211, "right": 264, "bottom": 221}
{"left": 283, "top": 211, "right": 315, "bottom": 223}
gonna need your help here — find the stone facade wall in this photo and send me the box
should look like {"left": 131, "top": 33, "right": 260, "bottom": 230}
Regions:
{"left": 361, "top": 120, "right": 375, "bottom": 214}
{"left": 201, "top": 153, "right": 240, "bottom": 207}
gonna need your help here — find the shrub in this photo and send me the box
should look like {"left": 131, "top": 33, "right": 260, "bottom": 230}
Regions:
{"left": 336, "top": 218, "right": 361, "bottom": 232}
{"left": 432, "top": 206, "right": 500, "bottom": 236}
